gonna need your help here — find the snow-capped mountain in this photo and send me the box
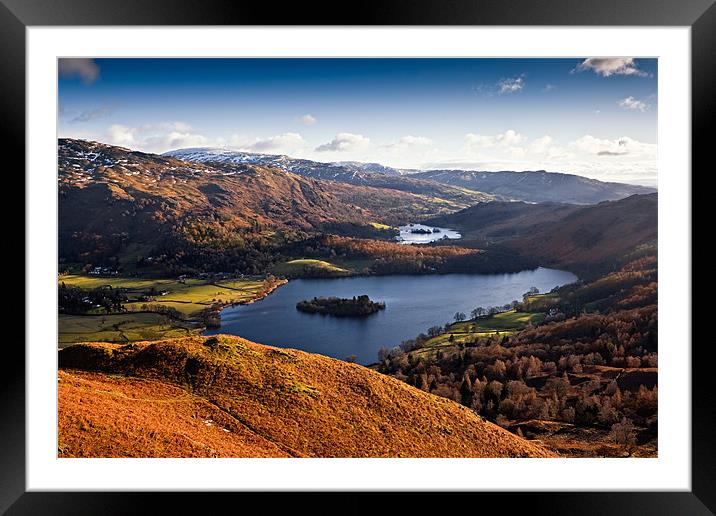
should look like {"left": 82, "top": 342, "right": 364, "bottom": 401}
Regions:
{"left": 164, "top": 147, "right": 655, "bottom": 205}
{"left": 163, "top": 148, "right": 409, "bottom": 182}
{"left": 162, "top": 147, "right": 495, "bottom": 204}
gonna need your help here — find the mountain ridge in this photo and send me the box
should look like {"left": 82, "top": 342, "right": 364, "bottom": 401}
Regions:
{"left": 164, "top": 147, "right": 655, "bottom": 204}
{"left": 412, "top": 169, "right": 655, "bottom": 204}
{"left": 163, "top": 147, "right": 496, "bottom": 205}
{"left": 58, "top": 139, "right": 492, "bottom": 269}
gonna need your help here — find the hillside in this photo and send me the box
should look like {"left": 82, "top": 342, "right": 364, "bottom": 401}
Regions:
{"left": 412, "top": 170, "right": 655, "bottom": 204}
{"left": 425, "top": 201, "right": 581, "bottom": 246}
{"left": 164, "top": 147, "right": 496, "bottom": 207}
{"left": 59, "top": 139, "right": 369, "bottom": 266}
{"left": 59, "top": 139, "right": 496, "bottom": 271}
{"left": 376, "top": 252, "right": 658, "bottom": 457}
{"left": 506, "top": 193, "right": 658, "bottom": 275}
{"left": 58, "top": 335, "right": 554, "bottom": 458}
{"left": 59, "top": 138, "right": 367, "bottom": 232}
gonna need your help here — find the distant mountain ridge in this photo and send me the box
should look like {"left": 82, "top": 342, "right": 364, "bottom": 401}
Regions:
{"left": 411, "top": 170, "right": 655, "bottom": 204}
{"left": 165, "top": 147, "right": 656, "bottom": 205}
{"left": 164, "top": 147, "right": 495, "bottom": 206}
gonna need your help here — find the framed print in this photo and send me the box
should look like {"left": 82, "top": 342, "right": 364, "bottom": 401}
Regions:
{"left": 5, "top": 0, "right": 714, "bottom": 513}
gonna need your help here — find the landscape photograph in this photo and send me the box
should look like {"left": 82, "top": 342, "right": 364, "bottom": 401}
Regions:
{"left": 57, "top": 57, "right": 658, "bottom": 458}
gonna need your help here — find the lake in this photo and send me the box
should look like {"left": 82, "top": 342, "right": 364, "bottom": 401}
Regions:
{"left": 395, "top": 223, "right": 461, "bottom": 244}
{"left": 206, "top": 267, "right": 577, "bottom": 365}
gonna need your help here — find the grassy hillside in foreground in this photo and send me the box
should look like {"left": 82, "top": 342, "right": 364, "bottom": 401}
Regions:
{"left": 58, "top": 335, "right": 554, "bottom": 458}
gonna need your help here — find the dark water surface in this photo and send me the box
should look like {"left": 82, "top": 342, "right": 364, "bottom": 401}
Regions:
{"left": 206, "top": 268, "right": 577, "bottom": 364}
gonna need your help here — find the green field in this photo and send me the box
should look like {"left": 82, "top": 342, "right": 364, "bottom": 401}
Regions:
{"left": 58, "top": 312, "right": 199, "bottom": 347}
{"left": 521, "top": 292, "right": 561, "bottom": 312}
{"left": 270, "top": 259, "right": 353, "bottom": 277}
{"left": 412, "top": 310, "right": 545, "bottom": 356}
{"left": 58, "top": 274, "right": 282, "bottom": 345}
{"left": 60, "top": 274, "right": 272, "bottom": 317}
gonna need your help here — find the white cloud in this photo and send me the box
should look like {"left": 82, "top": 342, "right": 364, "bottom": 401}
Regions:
{"left": 104, "top": 122, "right": 212, "bottom": 152}
{"left": 243, "top": 132, "right": 307, "bottom": 153}
{"left": 464, "top": 133, "right": 496, "bottom": 149}
{"left": 575, "top": 58, "right": 648, "bottom": 77}
{"left": 422, "top": 132, "right": 656, "bottom": 186}
{"left": 465, "top": 129, "right": 525, "bottom": 150}
{"left": 618, "top": 96, "right": 649, "bottom": 112}
{"left": 385, "top": 135, "right": 433, "bottom": 149}
{"left": 106, "top": 124, "right": 136, "bottom": 148}
{"left": 298, "top": 114, "right": 317, "bottom": 125}
{"left": 528, "top": 135, "right": 572, "bottom": 160}
{"left": 496, "top": 130, "right": 525, "bottom": 146}
{"left": 528, "top": 135, "right": 554, "bottom": 154}
{"left": 570, "top": 135, "right": 656, "bottom": 157}
{"left": 542, "top": 84, "right": 556, "bottom": 92}
{"left": 497, "top": 76, "right": 525, "bottom": 94}
{"left": 474, "top": 75, "right": 526, "bottom": 96}
{"left": 315, "top": 132, "right": 370, "bottom": 152}
{"left": 58, "top": 58, "right": 100, "bottom": 84}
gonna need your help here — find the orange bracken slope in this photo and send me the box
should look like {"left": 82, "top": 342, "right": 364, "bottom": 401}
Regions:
{"left": 58, "top": 335, "right": 555, "bottom": 458}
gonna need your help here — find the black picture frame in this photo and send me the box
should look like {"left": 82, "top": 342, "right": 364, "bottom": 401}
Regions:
{"left": 5, "top": 0, "right": 712, "bottom": 513}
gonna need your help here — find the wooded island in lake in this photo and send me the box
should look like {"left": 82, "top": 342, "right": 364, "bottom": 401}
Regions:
{"left": 296, "top": 295, "right": 386, "bottom": 317}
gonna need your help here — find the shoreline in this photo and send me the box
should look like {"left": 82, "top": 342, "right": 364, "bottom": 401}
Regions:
{"left": 201, "top": 277, "right": 288, "bottom": 333}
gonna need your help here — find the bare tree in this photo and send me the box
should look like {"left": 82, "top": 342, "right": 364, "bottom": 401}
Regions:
{"left": 609, "top": 417, "right": 637, "bottom": 456}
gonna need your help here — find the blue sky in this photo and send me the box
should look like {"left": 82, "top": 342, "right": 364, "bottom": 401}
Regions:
{"left": 58, "top": 58, "right": 658, "bottom": 186}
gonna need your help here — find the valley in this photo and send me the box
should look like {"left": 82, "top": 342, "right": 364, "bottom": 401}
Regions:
{"left": 204, "top": 268, "right": 577, "bottom": 364}
{"left": 56, "top": 138, "right": 659, "bottom": 458}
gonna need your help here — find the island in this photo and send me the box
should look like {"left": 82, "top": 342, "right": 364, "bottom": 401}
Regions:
{"left": 409, "top": 228, "right": 434, "bottom": 235}
{"left": 296, "top": 295, "right": 386, "bottom": 317}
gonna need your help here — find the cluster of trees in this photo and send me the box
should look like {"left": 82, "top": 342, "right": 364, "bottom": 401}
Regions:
{"left": 59, "top": 230, "right": 130, "bottom": 267}
{"left": 136, "top": 303, "right": 185, "bottom": 321}
{"left": 522, "top": 256, "right": 657, "bottom": 317}
{"left": 286, "top": 235, "right": 536, "bottom": 276}
{"left": 378, "top": 325, "right": 657, "bottom": 431}
{"left": 61, "top": 215, "right": 540, "bottom": 279}
{"left": 154, "top": 222, "right": 289, "bottom": 275}
{"left": 296, "top": 295, "right": 386, "bottom": 317}
{"left": 469, "top": 301, "right": 522, "bottom": 320}
{"left": 317, "top": 222, "right": 398, "bottom": 240}
{"left": 58, "top": 283, "right": 127, "bottom": 314}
